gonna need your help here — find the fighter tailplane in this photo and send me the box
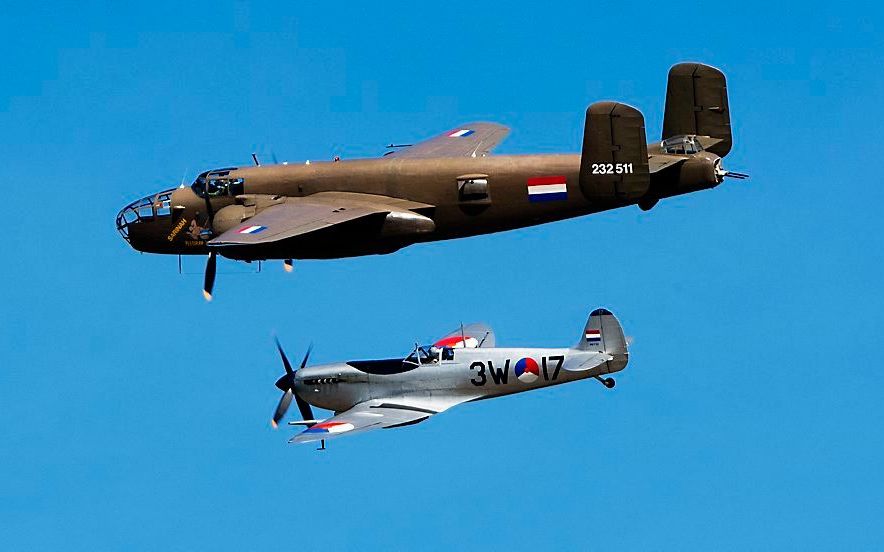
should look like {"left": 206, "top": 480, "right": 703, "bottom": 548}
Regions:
{"left": 564, "top": 308, "right": 629, "bottom": 388}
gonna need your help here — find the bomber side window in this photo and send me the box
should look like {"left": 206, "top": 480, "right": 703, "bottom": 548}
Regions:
{"left": 205, "top": 177, "right": 244, "bottom": 197}
{"left": 457, "top": 173, "right": 491, "bottom": 204}
{"left": 441, "top": 347, "right": 455, "bottom": 361}
{"left": 193, "top": 168, "right": 240, "bottom": 198}
{"left": 206, "top": 179, "right": 227, "bottom": 197}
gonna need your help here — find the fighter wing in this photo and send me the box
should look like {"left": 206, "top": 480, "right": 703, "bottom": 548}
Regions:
{"left": 289, "top": 396, "right": 469, "bottom": 444}
{"left": 207, "top": 193, "right": 433, "bottom": 247}
{"left": 385, "top": 122, "right": 510, "bottom": 159}
{"left": 434, "top": 322, "right": 496, "bottom": 349}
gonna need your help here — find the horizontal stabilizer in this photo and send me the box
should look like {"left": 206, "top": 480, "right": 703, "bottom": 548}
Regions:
{"left": 563, "top": 352, "right": 613, "bottom": 372}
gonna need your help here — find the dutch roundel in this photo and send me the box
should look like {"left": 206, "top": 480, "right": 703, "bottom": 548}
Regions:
{"left": 514, "top": 358, "right": 540, "bottom": 383}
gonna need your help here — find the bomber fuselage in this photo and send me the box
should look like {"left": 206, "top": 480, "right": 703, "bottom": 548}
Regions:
{"left": 117, "top": 151, "right": 708, "bottom": 260}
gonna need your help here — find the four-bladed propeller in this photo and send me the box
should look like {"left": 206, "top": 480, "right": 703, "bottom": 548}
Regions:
{"left": 271, "top": 338, "right": 315, "bottom": 428}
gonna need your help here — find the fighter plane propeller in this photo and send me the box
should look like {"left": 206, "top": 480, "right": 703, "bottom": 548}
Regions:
{"left": 271, "top": 338, "right": 315, "bottom": 428}
{"left": 117, "top": 62, "right": 747, "bottom": 300}
{"left": 268, "top": 309, "right": 629, "bottom": 448}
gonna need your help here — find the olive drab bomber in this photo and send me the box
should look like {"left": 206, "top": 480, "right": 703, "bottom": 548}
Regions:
{"left": 116, "top": 63, "right": 746, "bottom": 299}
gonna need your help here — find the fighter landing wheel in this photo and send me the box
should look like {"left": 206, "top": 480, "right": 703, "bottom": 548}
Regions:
{"left": 594, "top": 375, "right": 616, "bottom": 389}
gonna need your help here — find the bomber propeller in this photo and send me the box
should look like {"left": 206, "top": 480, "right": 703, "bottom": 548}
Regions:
{"left": 203, "top": 251, "right": 217, "bottom": 301}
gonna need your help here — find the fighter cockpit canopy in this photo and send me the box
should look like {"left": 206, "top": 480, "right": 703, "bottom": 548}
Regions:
{"left": 404, "top": 344, "right": 456, "bottom": 366}
{"left": 191, "top": 168, "right": 244, "bottom": 199}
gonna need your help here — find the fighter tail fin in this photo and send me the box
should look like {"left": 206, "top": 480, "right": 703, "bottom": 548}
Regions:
{"left": 576, "top": 308, "right": 628, "bottom": 356}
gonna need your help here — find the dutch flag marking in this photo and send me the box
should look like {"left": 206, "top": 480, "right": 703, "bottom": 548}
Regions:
{"left": 527, "top": 176, "right": 568, "bottom": 202}
{"left": 238, "top": 225, "right": 267, "bottom": 235}
{"left": 448, "top": 129, "right": 475, "bottom": 138}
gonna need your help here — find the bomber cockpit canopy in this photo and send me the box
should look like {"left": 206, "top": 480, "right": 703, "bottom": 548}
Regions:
{"left": 661, "top": 134, "right": 704, "bottom": 155}
{"left": 191, "top": 168, "right": 245, "bottom": 198}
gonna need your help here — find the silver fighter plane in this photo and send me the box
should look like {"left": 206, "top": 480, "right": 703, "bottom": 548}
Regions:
{"left": 272, "top": 309, "right": 628, "bottom": 447}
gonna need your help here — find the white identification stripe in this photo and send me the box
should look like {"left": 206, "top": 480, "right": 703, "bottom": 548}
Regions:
{"left": 327, "top": 423, "right": 355, "bottom": 433}
{"left": 586, "top": 332, "right": 601, "bottom": 338}
{"left": 528, "top": 183, "right": 567, "bottom": 194}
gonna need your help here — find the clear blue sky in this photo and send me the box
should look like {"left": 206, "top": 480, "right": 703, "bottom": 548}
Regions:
{"left": 2, "top": 1, "right": 883, "bottom": 549}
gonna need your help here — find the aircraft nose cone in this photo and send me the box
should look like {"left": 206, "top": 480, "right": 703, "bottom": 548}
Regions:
{"left": 276, "top": 372, "right": 300, "bottom": 392}
{"left": 116, "top": 195, "right": 157, "bottom": 247}
{"left": 116, "top": 186, "right": 210, "bottom": 254}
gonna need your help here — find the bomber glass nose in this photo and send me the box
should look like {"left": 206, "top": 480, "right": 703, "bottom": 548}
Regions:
{"left": 116, "top": 189, "right": 175, "bottom": 242}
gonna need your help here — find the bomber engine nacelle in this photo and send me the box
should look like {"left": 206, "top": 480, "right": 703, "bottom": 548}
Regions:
{"left": 380, "top": 210, "right": 435, "bottom": 237}
{"left": 211, "top": 204, "right": 250, "bottom": 235}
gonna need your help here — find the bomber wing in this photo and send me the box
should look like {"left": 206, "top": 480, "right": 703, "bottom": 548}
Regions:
{"left": 208, "top": 192, "right": 433, "bottom": 247}
{"left": 289, "top": 396, "right": 470, "bottom": 444}
{"left": 385, "top": 122, "right": 510, "bottom": 159}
